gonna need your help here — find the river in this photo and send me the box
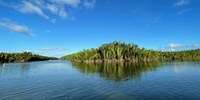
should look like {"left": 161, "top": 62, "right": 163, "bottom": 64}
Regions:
{"left": 0, "top": 60, "right": 200, "bottom": 100}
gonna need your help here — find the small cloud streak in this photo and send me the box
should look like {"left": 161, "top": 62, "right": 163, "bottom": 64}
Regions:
{"left": 1, "top": 0, "right": 96, "bottom": 20}
{"left": 83, "top": 0, "right": 96, "bottom": 9}
{"left": 164, "top": 43, "right": 200, "bottom": 51}
{"left": 145, "top": 16, "right": 162, "bottom": 27}
{"left": 174, "top": 0, "right": 190, "bottom": 7}
{"left": 45, "top": 30, "right": 51, "bottom": 33}
{"left": 40, "top": 48, "right": 67, "bottom": 51}
{"left": 169, "top": 43, "right": 200, "bottom": 48}
{"left": 173, "top": 8, "right": 192, "bottom": 16}
{"left": 169, "top": 43, "right": 182, "bottom": 48}
{"left": 191, "top": 44, "right": 200, "bottom": 47}
{"left": 52, "top": 0, "right": 81, "bottom": 8}
{"left": 15, "top": 1, "right": 49, "bottom": 19}
{"left": 0, "top": 19, "right": 35, "bottom": 36}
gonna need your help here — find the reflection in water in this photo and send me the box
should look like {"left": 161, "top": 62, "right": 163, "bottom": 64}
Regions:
{"left": 0, "top": 61, "right": 72, "bottom": 79}
{"left": 0, "top": 63, "right": 5, "bottom": 76}
{"left": 0, "top": 63, "right": 6, "bottom": 76}
{"left": 72, "top": 62, "right": 160, "bottom": 82}
{"left": 0, "top": 62, "right": 32, "bottom": 78}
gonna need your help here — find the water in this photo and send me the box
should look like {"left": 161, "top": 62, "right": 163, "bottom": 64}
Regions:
{"left": 0, "top": 60, "right": 200, "bottom": 100}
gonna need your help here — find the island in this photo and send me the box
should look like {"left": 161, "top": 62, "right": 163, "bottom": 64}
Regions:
{"left": 61, "top": 41, "right": 200, "bottom": 62}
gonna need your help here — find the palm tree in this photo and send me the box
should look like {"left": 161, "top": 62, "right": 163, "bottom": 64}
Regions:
{"left": 61, "top": 41, "right": 200, "bottom": 62}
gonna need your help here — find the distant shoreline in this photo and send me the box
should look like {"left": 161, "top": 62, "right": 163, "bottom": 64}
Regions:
{"left": 61, "top": 41, "right": 200, "bottom": 63}
{"left": 0, "top": 52, "right": 58, "bottom": 63}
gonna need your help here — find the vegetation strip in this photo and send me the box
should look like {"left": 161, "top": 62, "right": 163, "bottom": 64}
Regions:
{"left": 61, "top": 41, "right": 200, "bottom": 62}
{"left": 0, "top": 52, "right": 57, "bottom": 63}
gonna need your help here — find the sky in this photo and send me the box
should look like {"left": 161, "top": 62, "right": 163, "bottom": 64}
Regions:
{"left": 0, "top": 0, "right": 200, "bottom": 57}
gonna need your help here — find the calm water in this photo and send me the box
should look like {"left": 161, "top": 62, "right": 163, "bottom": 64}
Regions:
{"left": 0, "top": 60, "right": 200, "bottom": 100}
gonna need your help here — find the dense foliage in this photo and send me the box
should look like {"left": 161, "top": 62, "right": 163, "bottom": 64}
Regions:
{"left": 61, "top": 41, "right": 200, "bottom": 62}
{"left": 0, "top": 52, "right": 58, "bottom": 63}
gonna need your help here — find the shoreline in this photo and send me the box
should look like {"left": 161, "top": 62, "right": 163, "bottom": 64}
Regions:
{"left": 70, "top": 58, "right": 200, "bottom": 63}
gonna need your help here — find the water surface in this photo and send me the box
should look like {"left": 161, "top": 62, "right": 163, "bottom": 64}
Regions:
{"left": 0, "top": 60, "right": 200, "bottom": 100}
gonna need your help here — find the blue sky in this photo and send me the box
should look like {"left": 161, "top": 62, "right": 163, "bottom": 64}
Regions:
{"left": 0, "top": 0, "right": 200, "bottom": 57}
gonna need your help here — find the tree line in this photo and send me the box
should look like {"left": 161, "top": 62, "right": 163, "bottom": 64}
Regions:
{"left": 0, "top": 51, "right": 58, "bottom": 63}
{"left": 61, "top": 41, "right": 200, "bottom": 62}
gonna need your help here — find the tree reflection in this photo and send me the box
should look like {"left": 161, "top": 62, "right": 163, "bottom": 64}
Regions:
{"left": 72, "top": 62, "right": 160, "bottom": 82}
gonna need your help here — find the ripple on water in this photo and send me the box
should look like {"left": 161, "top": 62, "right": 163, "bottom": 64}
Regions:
{"left": 0, "top": 61, "right": 200, "bottom": 100}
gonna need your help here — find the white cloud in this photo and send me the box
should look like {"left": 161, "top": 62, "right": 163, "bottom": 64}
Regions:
{"left": 59, "top": 8, "right": 68, "bottom": 18}
{"left": 52, "top": 0, "right": 81, "bottom": 8}
{"left": 45, "top": 3, "right": 69, "bottom": 18}
{"left": 33, "top": 0, "right": 46, "bottom": 7}
{"left": 166, "top": 43, "right": 200, "bottom": 51}
{"left": 1, "top": 0, "right": 96, "bottom": 20}
{"left": 83, "top": 0, "right": 96, "bottom": 9}
{"left": 191, "top": 44, "right": 200, "bottom": 47}
{"left": 0, "top": 19, "right": 35, "bottom": 36}
{"left": 169, "top": 43, "right": 200, "bottom": 49}
{"left": 46, "top": 3, "right": 59, "bottom": 14}
{"left": 171, "top": 48, "right": 175, "bottom": 51}
{"left": 40, "top": 48, "right": 53, "bottom": 51}
{"left": 169, "top": 43, "right": 182, "bottom": 48}
{"left": 13, "top": 0, "right": 69, "bottom": 19}
{"left": 40, "top": 48, "right": 67, "bottom": 51}
{"left": 16, "top": 1, "right": 49, "bottom": 19}
{"left": 56, "top": 48, "right": 68, "bottom": 50}
{"left": 174, "top": 0, "right": 190, "bottom": 7}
